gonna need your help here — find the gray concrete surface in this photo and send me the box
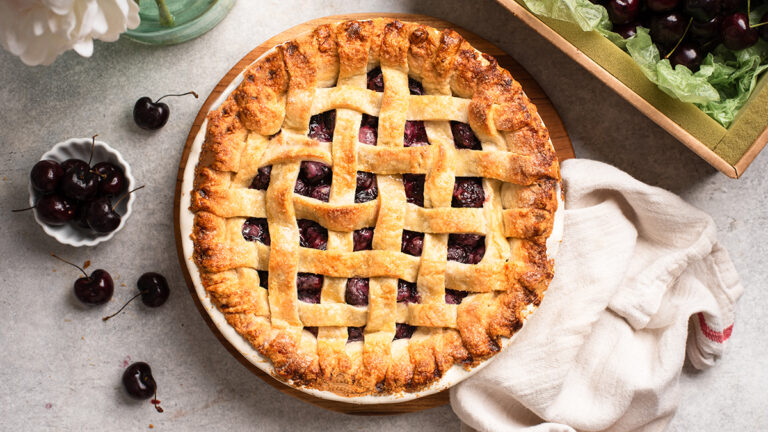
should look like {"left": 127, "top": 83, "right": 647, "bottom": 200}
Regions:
{"left": 1, "top": 0, "right": 766, "bottom": 430}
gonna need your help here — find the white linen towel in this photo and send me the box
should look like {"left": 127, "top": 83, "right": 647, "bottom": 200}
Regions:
{"left": 450, "top": 159, "right": 743, "bottom": 432}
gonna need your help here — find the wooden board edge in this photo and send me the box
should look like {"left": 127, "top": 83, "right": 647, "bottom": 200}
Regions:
{"left": 173, "top": 12, "right": 574, "bottom": 415}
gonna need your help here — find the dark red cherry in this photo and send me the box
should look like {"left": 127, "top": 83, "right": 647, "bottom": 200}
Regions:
{"left": 30, "top": 160, "right": 64, "bottom": 194}
{"left": 122, "top": 362, "right": 163, "bottom": 412}
{"left": 311, "top": 184, "right": 331, "bottom": 201}
{"left": 450, "top": 121, "right": 482, "bottom": 150}
{"left": 445, "top": 289, "right": 468, "bottom": 305}
{"left": 242, "top": 218, "right": 270, "bottom": 244}
{"left": 452, "top": 178, "right": 485, "bottom": 208}
{"left": 258, "top": 271, "right": 268, "bottom": 289}
{"left": 298, "top": 219, "right": 328, "bottom": 250}
{"left": 401, "top": 230, "right": 424, "bottom": 256}
{"left": 61, "top": 158, "right": 88, "bottom": 174}
{"left": 249, "top": 166, "right": 272, "bottom": 190}
{"left": 308, "top": 111, "right": 336, "bottom": 142}
{"left": 397, "top": 280, "right": 419, "bottom": 303}
{"left": 345, "top": 278, "right": 369, "bottom": 306}
{"left": 134, "top": 91, "right": 197, "bottom": 131}
{"left": 367, "top": 67, "right": 384, "bottom": 92}
{"left": 359, "top": 114, "right": 379, "bottom": 145}
{"left": 61, "top": 164, "right": 99, "bottom": 201}
{"left": 347, "top": 326, "right": 365, "bottom": 342}
{"left": 92, "top": 162, "right": 125, "bottom": 196}
{"left": 684, "top": 0, "right": 720, "bottom": 22}
{"left": 447, "top": 234, "right": 486, "bottom": 264}
{"left": 85, "top": 196, "right": 121, "bottom": 232}
{"left": 404, "top": 121, "right": 429, "bottom": 147}
{"left": 103, "top": 272, "right": 170, "bottom": 321}
{"left": 690, "top": 16, "right": 722, "bottom": 43}
{"left": 402, "top": 174, "right": 425, "bottom": 207}
{"left": 353, "top": 228, "right": 374, "bottom": 251}
{"left": 651, "top": 13, "right": 688, "bottom": 47}
{"left": 721, "top": 13, "right": 759, "bottom": 50}
{"left": 52, "top": 254, "right": 114, "bottom": 305}
{"left": 300, "top": 161, "right": 331, "bottom": 185}
{"left": 614, "top": 22, "right": 640, "bottom": 39}
{"left": 32, "top": 194, "right": 76, "bottom": 225}
{"left": 408, "top": 77, "right": 424, "bottom": 95}
{"left": 669, "top": 43, "right": 704, "bottom": 70}
{"left": 646, "top": 0, "right": 680, "bottom": 12}
{"left": 297, "top": 273, "right": 323, "bottom": 303}
{"left": 355, "top": 172, "right": 378, "bottom": 203}
{"left": 606, "top": 0, "right": 641, "bottom": 25}
{"left": 394, "top": 323, "right": 415, "bottom": 340}
{"left": 136, "top": 272, "right": 170, "bottom": 307}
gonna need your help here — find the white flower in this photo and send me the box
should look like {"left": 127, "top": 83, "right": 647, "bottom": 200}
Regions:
{"left": 0, "top": 0, "right": 140, "bottom": 66}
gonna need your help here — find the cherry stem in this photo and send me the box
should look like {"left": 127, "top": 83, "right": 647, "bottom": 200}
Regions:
{"left": 102, "top": 292, "right": 143, "bottom": 321}
{"left": 155, "top": 91, "right": 198, "bottom": 104}
{"left": 88, "top": 135, "right": 97, "bottom": 166}
{"left": 111, "top": 185, "right": 145, "bottom": 211}
{"left": 51, "top": 253, "right": 88, "bottom": 278}
{"left": 11, "top": 206, "right": 35, "bottom": 212}
{"left": 152, "top": 390, "right": 164, "bottom": 413}
{"left": 665, "top": 18, "right": 693, "bottom": 60}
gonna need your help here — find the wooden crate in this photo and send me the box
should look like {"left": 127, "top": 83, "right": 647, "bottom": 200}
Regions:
{"left": 497, "top": 0, "right": 768, "bottom": 178}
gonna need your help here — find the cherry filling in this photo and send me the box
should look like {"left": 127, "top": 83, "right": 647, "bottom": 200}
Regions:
{"left": 401, "top": 230, "right": 424, "bottom": 256}
{"left": 298, "top": 219, "right": 328, "bottom": 250}
{"left": 359, "top": 114, "right": 378, "bottom": 145}
{"left": 367, "top": 67, "right": 384, "bottom": 92}
{"left": 394, "top": 323, "right": 415, "bottom": 340}
{"left": 408, "top": 77, "right": 424, "bottom": 96}
{"left": 353, "top": 227, "right": 374, "bottom": 251}
{"left": 402, "top": 174, "right": 425, "bottom": 207}
{"left": 452, "top": 178, "right": 485, "bottom": 208}
{"left": 242, "top": 218, "right": 270, "bottom": 245}
{"left": 308, "top": 110, "right": 336, "bottom": 142}
{"left": 447, "top": 234, "right": 485, "bottom": 264}
{"left": 297, "top": 273, "right": 323, "bottom": 303}
{"left": 404, "top": 121, "right": 429, "bottom": 147}
{"left": 295, "top": 161, "right": 332, "bottom": 202}
{"left": 305, "top": 326, "right": 319, "bottom": 337}
{"left": 450, "top": 121, "right": 482, "bottom": 150}
{"left": 355, "top": 172, "right": 378, "bottom": 203}
{"left": 249, "top": 165, "right": 272, "bottom": 190}
{"left": 348, "top": 326, "right": 365, "bottom": 342}
{"left": 397, "top": 280, "right": 420, "bottom": 304}
{"left": 345, "top": 278, "right": 369, "bottom": 306}
{"left": 445, "top": 289, "right": 468, "bottom": 304}
{"left": 257, "top": 270, "right": 268, "bottom": 289}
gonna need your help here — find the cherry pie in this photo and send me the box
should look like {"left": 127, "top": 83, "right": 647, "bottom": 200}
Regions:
{"left": 191, "top": 18, "right": 560, "bottom": 397}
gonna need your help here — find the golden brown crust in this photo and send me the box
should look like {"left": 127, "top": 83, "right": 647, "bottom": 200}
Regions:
{"left": 190, "top": 19, "right": 560, "bottom": 397}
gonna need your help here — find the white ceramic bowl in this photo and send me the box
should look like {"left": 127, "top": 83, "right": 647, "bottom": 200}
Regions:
{"left": 28, "top": 137, "right": 136, "bottom": 247}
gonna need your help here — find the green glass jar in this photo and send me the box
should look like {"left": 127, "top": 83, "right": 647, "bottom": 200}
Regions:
{"left": 125, "top": 0, "right": 236, "bottom": 45}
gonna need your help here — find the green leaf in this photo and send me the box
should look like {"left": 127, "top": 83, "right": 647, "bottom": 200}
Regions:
{"left": 519, "top": 0, "right": 768, "bottom": 127}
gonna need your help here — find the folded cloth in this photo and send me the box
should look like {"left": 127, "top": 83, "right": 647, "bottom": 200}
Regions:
{"left": 450, "top": 159, "right": 743, "bottom": 432}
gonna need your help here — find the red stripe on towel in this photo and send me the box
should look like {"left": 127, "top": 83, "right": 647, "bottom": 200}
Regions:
{"left": 697, "top": 312, "right": 733, "bottom": 343}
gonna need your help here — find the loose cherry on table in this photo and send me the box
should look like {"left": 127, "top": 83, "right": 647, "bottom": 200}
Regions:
{"left": 123, "top": 362, "right": 163, "bottom": 413}
{"left": 51, "top": 254, "right": 113, "bottom": 305}
{"left": 103, "top": 272, "right": 170, "bottom": 321}
{"left": 133, "top": 91, "right": 198, "bottom": 131}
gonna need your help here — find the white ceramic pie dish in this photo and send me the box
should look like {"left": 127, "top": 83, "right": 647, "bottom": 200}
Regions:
{"left": 28, "top": 138, "right": 136, "bottom": 247}
{"left": 178, "top": 44, "right": 564, "bottom": 404}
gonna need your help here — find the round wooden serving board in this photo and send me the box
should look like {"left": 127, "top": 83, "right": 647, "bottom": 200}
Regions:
{"left": 173, "top": 13, "right": 574, "bottom": 416}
